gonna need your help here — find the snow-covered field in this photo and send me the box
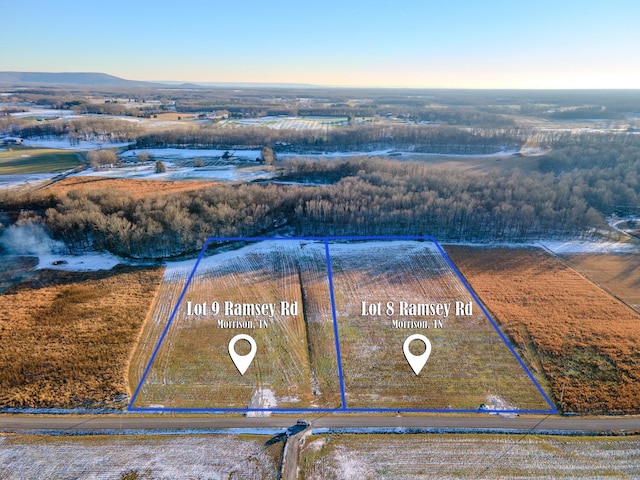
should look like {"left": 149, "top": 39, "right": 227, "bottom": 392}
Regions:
{"left": 21, "top": 138, "right": 131, "bottom": 150}
{"left": 539, "top": 239, "right": 640, "bottom": 254}
{"left": 8, "top": 107, "right": 76, "bottom": 119}
{"left": 0, "top": 435, "right": 278, "bottom": 480}
{"left": 218, "top": 115, "right": 348, "bottom": 131}
{"left": 301, "top": 434, "right": 640, "bottom": 479}
{"left": 74, "top": 161, "right": 276, "bottom": 182}
{"left": 121, "top": 148, "right": 263, "bottom": 160}
{"left": 0, "top": 173, "right": 58, "bottom": 190}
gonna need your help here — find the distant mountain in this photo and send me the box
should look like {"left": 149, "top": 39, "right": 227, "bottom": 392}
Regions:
{"left": 0, "top": 71, "right": 157, "bottom": 87}
{"left": 0, "top": 72, "right": 318, "bottom": 89}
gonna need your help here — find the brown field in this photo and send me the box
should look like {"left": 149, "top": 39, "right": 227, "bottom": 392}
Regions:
{"left": 152, "top": 112, "right": 198, "bottom": 121}
{"left": 446, "top": 246, "right": 640, "bottom": 414}
{"left": 0, "top": 266, "right": 164, "bottom": 409}
{"left": 560, "top": 253, "right": 640, "bottom": 312}
{"left": 39, "top": 176, "right": 217, "bottom": 200}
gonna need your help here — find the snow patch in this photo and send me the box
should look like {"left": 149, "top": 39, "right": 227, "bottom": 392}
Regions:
{"left": 539, "top": 240, "right": 640, "bottom": 254}
{"left": 245, "top": 388, "right": 277, "bottom": 417}
{"left": 334, "top": 446, "right": 373, "bottom": 479}
{"left": 36, "top": 253, "right": 123, "bottom": 271}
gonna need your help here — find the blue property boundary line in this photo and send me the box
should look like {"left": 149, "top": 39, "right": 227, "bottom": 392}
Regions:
{"left": 324, "top": 238, "right": 348, "bottom": 410}
{"left": 128, "top": 239, "right": 210, "bottom": 410}
{"left": 129, "top": 235, "right": 556, "bottom": 414}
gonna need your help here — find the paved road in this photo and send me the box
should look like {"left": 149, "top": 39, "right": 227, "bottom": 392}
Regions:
{"left": 1, "top": 413, "right": 639, "bottom": 435}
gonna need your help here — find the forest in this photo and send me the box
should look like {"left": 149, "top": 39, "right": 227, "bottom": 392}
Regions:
{"left": 10, "top": 136, "right": 634, "bottom": 259}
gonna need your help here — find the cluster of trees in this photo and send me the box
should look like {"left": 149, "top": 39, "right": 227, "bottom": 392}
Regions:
{"left": 72, "top": 102, "right": 145, "bottom": 117}
{"left": 17, "top": 118, "right": 142, "bottom": 143}
{"left": 87, "top": 150, "right": 117, "bottom": 168}
{"left": 134, "top": 124, "right": 525, "bottom": 154}
{"left": 44, "top": 185, "right": 290, "bottom": 258}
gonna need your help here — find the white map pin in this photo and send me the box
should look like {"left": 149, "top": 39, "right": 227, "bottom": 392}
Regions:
{"left": 228, "top": 334, "right": 257, "bottom": 375}
{"left": 403, "top": 334, "right": 431, "bottom": 375}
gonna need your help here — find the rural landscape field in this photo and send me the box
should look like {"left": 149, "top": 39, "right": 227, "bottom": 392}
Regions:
{"left": 0, "top": 434, "right": 281, "bottom": 479}
{"left": 130, "top": 240, "right": 341, "bottom": 411}
{"left": 130, "top": 239, "right": 552, "bottom": 412}
{"left": 299, "top": 433, "right": 640, "bottom": 479}
{"left": 1, "top": 71, "right": 640, "bottom": 476}
{"left": 447, "top": 246, "right": 640, "bottom": 414}
{"left": 329, "top": 241, "right": 550, "bottom": 411}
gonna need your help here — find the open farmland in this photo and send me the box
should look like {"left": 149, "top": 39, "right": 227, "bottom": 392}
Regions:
{"left": 0, "top": 266, "right": 163, "bottom": 409}
{"left": 0, "top": 434, "right": 279, "bottom": 479}
{"left": 218, "top": 116, "right": 349, "bottom": 131}
{"left": 0, "top": 147, "right": 83, "bottom": 174}
{"left": 131, "top": 239, "right": 551, "bottom": 412}
{"left": 39, "top": 176, "right": 218, "bottom": 200}
{"left": 329, "top": 241, "right": 550, "bottom": 411}
{"left": 446, "top": 246, "right": 640, "bottom": 414}
{"left": 560, "top": 253, "right": 640, "bottom": 313}
{"left": 130, "top": 241, "right": 341, "bottom": 410}
{"left": 300, "top": 433, "right": 640, "bottom": 479}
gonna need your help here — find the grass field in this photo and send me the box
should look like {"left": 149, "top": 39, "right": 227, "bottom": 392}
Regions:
{"left": 0, "top": 434, "right": 280, "bottom": 479}
{"left": 447, "top": 246, "right": 640, "bottom": 414}
{"left": 329, "top": 242, "right": 550, "bottom": 411}
{"left": 0, "top": 147, "right": 83, "bottom": 174}
{"left": 0, "top": 266, "right": 164, "bottom": 409}
{"left": 39, "top": 175, "right": 218, "bottom": 200}
{"left": 560, "top": 253, "right": 640, "bottom": 312}
{"left": 130, "top": 241, "right": 341, "bottom": 410}
{"left": 300, "top": 433, "right": 640, "bottom": 479}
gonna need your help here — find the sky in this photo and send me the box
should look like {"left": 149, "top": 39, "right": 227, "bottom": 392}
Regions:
{"left": 2, "top": 0, "right": 639, "bottom": 88}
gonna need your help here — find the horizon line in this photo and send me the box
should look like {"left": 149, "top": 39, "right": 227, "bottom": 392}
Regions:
{"left": 2, "top": 70, "right": 640, "bottom": 91}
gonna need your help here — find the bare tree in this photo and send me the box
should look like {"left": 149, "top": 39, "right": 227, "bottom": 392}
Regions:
{"left": 87, "top": 150, "right": 117, "bottom": 169}
{"left": 137, "top": 151, "right": 153, "bottom": 163}
{"left": 261, "top": 146, "right": 276, "bottom": 165}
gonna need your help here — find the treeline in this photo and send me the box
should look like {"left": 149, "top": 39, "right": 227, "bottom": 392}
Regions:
{"left": 37, "top": 157, "right": 619, "bottom": 259}
{"left": 413, "top": 107, "right": 515, "bottom": 127}
{"left": 134, "top": 124, "right": 526, "bottom": 154}
{"left": 17, "top": 118, "right": 143, "bottom": 142}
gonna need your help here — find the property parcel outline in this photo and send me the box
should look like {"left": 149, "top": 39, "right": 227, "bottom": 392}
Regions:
{"left": 129, "top": 236, "right": 556, "bottom": 414}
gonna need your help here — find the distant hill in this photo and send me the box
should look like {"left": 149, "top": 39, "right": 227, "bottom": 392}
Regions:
{"left": 0, "top": 71, "right": 157, "bottom": 87}
{"left": 0, "top": 72, "right": 317, "bottom": 89}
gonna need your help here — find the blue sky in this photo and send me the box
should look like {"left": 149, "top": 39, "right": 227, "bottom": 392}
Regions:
{"left": 2, "top": 0, "right": 639, "bottom": 88}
